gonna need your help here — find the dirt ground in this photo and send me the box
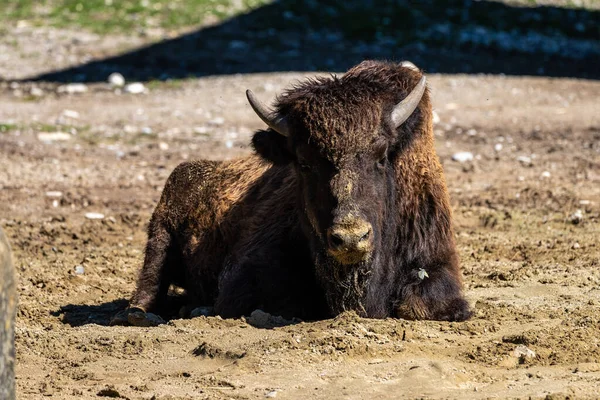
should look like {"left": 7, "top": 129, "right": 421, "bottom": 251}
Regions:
{"left": 1, "top": 25, "right": 600, "bottom": 399}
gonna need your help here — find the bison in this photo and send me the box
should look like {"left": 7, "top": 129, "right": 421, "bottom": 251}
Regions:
{"left": 1, "top": 226, "right": 16, "bottom": 400}
{"left": 112, "top": 60, "right": 472, "bottom": 326}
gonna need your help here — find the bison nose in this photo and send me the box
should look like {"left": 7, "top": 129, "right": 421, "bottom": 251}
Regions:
{"left": 327, "top": 222, "right": 372, "bottom": 252}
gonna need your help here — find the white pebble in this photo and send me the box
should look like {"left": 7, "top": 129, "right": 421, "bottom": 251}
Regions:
{"left": 124, "top": 82, "right": 147, "bottom": 94}
{"left": 517, "top": 156, "right": 532, "bottom": 166}
{"left": 225, "top": 140, "right": 234, "bottom": 149}
{"left": 452, "top": 152, "right": 473, "bottom": 163}
{"left": 541, "top": 171, "right": 551, "bottom": 178}
{"left": 432, "top": 110, "right": 440, "bottom": 124}
{"left": 108, "top": 72, "right": 125, "bottom": 87}
{"left": 85, "top": 212, "right": 105, "bottom": 220}
{"left": 141, "top": 127, "right": 153, "bottom": 135}
{"left": 494, "top": 143, "right": 503, "bottom": 152}
{"left": 30, "top": 87, "right": 44, "bottom": 97}
{"left": 209, "top": 117, "right": 225, "bottom": 126}
{"left": 568, "top": 210, "right": 584, "bottom": 225}
{"left": 45, "top": 191, "right": 63, "bottom": 198}
{"left": 572, "top": 242, "right": 581, "bottom": 249}
{"left": 57, "top": 83, "right": 88, "bottom": 94}
{"left": 159, "top": 142, "right": 169, "bottom": 151}
{"left": 37, "top": 132, "right": 72, "bottom": 142}
{"left": 62, "top": 109, "right": 80, "bottom": 119}
{"left": 265, "top": 391, "right": 278, "bottom": 398}
{"left": 74, "top": 265, "right": 85, "bottom": 275}
{"left": 513, "top": 345, "right": 536, "bottom": 359}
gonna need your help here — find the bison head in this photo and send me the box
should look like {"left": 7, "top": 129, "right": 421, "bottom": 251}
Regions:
{"left": 248, "top": 61, "right": 428, "bottom": 267}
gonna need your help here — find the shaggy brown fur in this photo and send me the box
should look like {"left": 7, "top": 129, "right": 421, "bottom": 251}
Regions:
{"left": 116, "top": 60, "right": 471, "bottom": 324}
{"left": 0, "top": 227, "right": 16, "bottom": 400}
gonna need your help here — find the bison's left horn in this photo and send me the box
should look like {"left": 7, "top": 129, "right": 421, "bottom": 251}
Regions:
{"left": 246, "top": 90, "right": 290, "bottom": 137}
{"left": 391, "top": 76, "right": 427, "bottom": 128}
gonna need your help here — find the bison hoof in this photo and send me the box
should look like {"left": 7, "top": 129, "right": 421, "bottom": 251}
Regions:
{"left": 437, "top": 298, "right": 473, "bottom": 322}
{"left": 110, "top": 307, "right": 165, "bottom": 327}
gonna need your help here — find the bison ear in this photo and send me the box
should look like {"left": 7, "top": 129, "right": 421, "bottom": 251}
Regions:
{"left": 252, "top": 129, "right": 294, "bottom": 165}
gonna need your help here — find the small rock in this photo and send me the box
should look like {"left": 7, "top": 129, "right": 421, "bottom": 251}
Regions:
{"left": 37, "top": 132, "right": 72, "bottom": 142}
{"left": 74, "top": 265, "right": 85, "bottom": 275}
{"left": 190, "top": 307, "right": 215, "bottom": 318}
{"left": 194, "top": 126, "right": 209, "bottom": 134}
{"left": 30, "top": 87, "right": 44, "bottom": 97}
{"left": 62, "top": 109, "right": 80, "bottom": 119}
{"left": 85, "top": 212, "right": 105, "bottom": 220}
{"left": 517, "top": 156, "right": 532, "bottom": 167}
{"left": 57, "top": 83, "right": 88, "bottom": 94}
{"left": 208, "top": 117, "right": 225, "bottom": 126}
{"left": 159, "top": 142, "right": 169, "bottom": 151}
{"left": 541, "top": 171, "right": 551, "bottom": 178}
{"left": 45, "top": 191, "right": 63, "bottom": 198}
{"left": 225, "top": 140, "right": 234, "bottom": 149}
{"left": 141, "top": 127, "right": 153, "bottom": 135}
{"left": 124, "top": 82, "right": 146, "bottom": 94}
{"left": 108, "top": 72, "right": 125, "bottom": 87}
{"left": 568, "top": 209, "right": 583, "bottom": 225}
{"left": 265, "top": 390, "right": 278, "bottom": 398}
{"left": 432, "top": 110, "right": 440, "bottom": 124}
{"left": 579, "top": 200, "right": 591, "bottom": 206}
{"left": 494, "top": 143, "right": 503, "bottom": 152}
{"left": 452, "top": 152, "right": 474, "bottom": 163}
{"left": 513, "top": 345, "right": 536, "bottom": 360}
{"left": 128, "top": 311, "right": 164, "bottom": 327}
{"left": 572, "top": 242, "right": 580, "bottom": 249}
{"left": 248, "top": 309, "right": 270, "bottom": 327}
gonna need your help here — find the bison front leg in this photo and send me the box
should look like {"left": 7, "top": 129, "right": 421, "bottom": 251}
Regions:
{"left": 395, "top": 265, "right": 472, "bottom": 322}
{"left": 111, "top": 217, "right": 175, "bottom": 326}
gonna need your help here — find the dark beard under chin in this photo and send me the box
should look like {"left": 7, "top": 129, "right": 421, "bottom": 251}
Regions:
{"left": 313, "top": 250, "right": 374, "bottom": 318}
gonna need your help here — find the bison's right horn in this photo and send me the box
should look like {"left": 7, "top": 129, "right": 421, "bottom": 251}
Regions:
{"left": 400, "top": 61, "right": 419, "bottom": 71}
{"left": 391, "top": 76, "right": 427, "bottom": 129}
{"left": 246, "top": 90, "right": 290, "bottom": 137}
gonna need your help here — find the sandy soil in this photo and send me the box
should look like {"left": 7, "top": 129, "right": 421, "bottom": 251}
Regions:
{"left": 1, "top": 31, "right": 599, "bottom": 399}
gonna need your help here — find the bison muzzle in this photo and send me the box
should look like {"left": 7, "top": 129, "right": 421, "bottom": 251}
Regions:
{"left": 113, "top": 60, "right": 472, "bottom": 326}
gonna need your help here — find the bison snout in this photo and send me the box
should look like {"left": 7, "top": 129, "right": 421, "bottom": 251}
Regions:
{"left": 326, "top": 219, "right": 373, "bottom": 264}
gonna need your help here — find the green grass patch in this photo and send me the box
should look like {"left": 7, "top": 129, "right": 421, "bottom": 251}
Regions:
{"left": 0, "top": 0, "right": 271, "bottom": 34}
{"left": 0, "top": 123, "right": 18, "bottom": 133}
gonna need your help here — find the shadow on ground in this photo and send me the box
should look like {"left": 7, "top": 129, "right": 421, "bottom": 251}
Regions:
{"left": 27, "top": 0, "right": 600, "bottom": 82}
{"left": 53, "top": 299, "right": 130, "bottom": 327}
